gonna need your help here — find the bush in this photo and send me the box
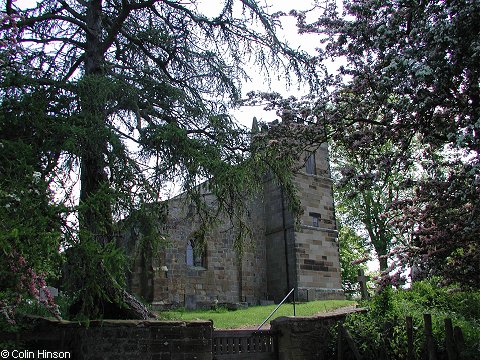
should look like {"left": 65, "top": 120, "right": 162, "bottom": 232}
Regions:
{"left": 397, "top": 277, "right": 480, "bottom": 320}
{"left": 342, "top": 279, "right": 480, "bottom": 359}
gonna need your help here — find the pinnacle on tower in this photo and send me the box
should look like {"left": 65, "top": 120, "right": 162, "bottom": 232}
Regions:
{"left": 251, "top": 116, "right": 259, "bottom": 134}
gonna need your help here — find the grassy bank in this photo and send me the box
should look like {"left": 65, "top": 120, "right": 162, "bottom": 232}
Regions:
{"left": 156, "top": 300, "right": 355, "bottom": 329}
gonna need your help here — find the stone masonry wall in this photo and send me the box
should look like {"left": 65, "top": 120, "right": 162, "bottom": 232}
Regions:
{"left": 293, "top": 145, "right": 343, "bottom": 300}
{"left": 258, "top": 143, "right": 344, "bottom": 303}
{"left": 6, "top": 317, "right": 213, "bottom": 360}
{"left": 126, "top": 140, "right": 344, "bottom": 307}
{"left": 263, "top": 174, "right": 296, "bottom": 303}
{"left": 142, "top": 186, "right": 267, "bottom": 309}
{"left": 270, "top": 308, "right": 366, "bottom": 360}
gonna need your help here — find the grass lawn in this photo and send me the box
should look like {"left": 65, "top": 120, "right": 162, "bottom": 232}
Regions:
{"left": 156, "top": 300, "right": 356, "bottom": 329}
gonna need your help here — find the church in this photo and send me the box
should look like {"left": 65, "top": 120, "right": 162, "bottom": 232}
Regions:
{"left": 124, "top": 120, "right": 344, "bottom": 309}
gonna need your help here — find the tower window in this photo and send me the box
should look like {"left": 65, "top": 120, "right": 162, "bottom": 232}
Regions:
{"left": 309, "top": 212, "right": 321, "bottom": 227}
{"left": 305, "top": 152, "right": 316, "bottom": 175}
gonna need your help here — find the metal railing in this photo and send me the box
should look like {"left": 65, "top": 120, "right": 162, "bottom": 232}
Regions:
{"left": 257, "top": 288, "right": 295, "bottom": 330}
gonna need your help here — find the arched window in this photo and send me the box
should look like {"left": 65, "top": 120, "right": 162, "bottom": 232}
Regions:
{"left": 186, "top": 240, "right": 194, "bottom": 266}
{"left": 186, "top": 239, "right": 206, "bottom": 268}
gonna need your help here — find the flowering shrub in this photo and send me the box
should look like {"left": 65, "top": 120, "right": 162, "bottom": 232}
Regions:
{"left": 0, "top": 140, "right": 64, "bottom": 324}
{"left": 4, "top": 253, "right": 61, "bottom": 323}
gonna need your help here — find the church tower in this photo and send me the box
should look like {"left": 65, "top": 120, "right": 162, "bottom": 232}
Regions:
{"left": 124, "top": 118, "right": 343, "bottom": 308}
{"left": 263, "top": 142, "right": 343, "bottom": 302}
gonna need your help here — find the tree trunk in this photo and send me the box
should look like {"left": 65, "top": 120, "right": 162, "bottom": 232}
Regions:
{"left": 79, "top": 0, "right": 111, "bottom": 241}
{"left": 368, "top": 230, "right": 388, "bottom": 272}
{"left": 379, "top": 256, "right": 388, "bottom": 272}
{"left": 67, "top": 256, "right": 157, "bottom": 320}
{"left": 71, "top": 0, "right": 153, "bottom": 320}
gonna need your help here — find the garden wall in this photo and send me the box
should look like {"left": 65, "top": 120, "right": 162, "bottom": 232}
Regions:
{"left": 3, "top": 308, "right": 366, "bottom": 360}
{"left": 270, "top": 308, "right": 366, "bottom": 360}
{"left": 4, "top": 317, "right": 213, "bottom": 360}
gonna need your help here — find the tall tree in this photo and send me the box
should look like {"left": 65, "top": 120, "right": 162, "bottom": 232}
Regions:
{"left": 293, "top": 0, "right": 480, "bottom": 287}
{"left": 1, "top": 0, "right": 315, "bottom": 319}
{"left": 331, "top": 131, "right": 413, "bottom": 272}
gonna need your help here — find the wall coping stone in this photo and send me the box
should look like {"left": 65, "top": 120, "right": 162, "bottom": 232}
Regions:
{"left": 20, "top": 315, "right": 212, "bottom": 328}
{"left": 271, "top": 306, "right": 367, "bottom": 325}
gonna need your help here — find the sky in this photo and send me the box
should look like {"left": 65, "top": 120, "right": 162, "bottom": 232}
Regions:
{"left": 226, "top": 0, "right": 326, "bottom": 128}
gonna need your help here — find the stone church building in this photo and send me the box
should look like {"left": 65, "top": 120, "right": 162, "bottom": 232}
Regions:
{"left": 125, "top": 121, "right": 344, "bottom": 309}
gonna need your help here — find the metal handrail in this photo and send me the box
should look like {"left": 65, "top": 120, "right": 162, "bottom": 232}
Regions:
{"left": 257, "top": 288, "right": 295, "bottom": 330}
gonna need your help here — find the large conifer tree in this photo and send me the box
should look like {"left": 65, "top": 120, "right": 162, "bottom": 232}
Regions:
{"left": 1, "top": 0, "right": 314, "bottom": 319}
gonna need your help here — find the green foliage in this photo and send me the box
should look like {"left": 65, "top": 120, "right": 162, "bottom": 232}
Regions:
{"left": 337, "top": 224, "right": 369, "bottom": 294}
{"left": 0, "top": 294, "right": 73, "bottom": 349}
{"left": 0, "top": 104, "right": 64, "bottom": 320}
{"left": 63, "top": 238, "right": 130, "bottom": 319}
{"left": 331, "top": 134, "right": 414, "bottom": 272}
{"left": 16, "top": 294, "right": 72, "bottom": 320}
{"left": 343, "top": 280, "right": 480, "bottom": 359}
{"left": 396, "top": 278, "right": 480, "bottom": 326}
{"left": 0, "top": 317, "right": 22, "bottom": 350}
